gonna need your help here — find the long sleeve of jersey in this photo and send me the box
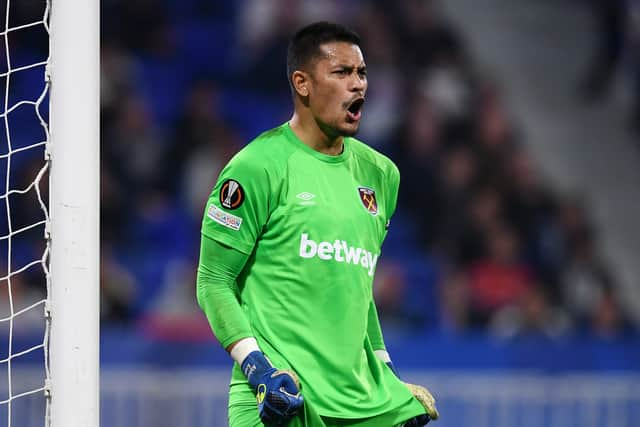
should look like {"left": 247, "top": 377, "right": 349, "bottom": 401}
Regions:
{"left": 367, "top": 298, "right": 386, "bottom": 351}
{"left": 196, "top": 234, "right": 253, "bottom": 349}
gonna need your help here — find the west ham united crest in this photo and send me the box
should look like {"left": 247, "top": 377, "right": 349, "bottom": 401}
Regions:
{"left": 358, "top": 187, "right": 378, "bottom": 215}
{"left": 220, "top": 179, "right": 245, "bottom": 210}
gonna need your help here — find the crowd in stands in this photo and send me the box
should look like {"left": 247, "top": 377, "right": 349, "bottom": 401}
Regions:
{"left": 92, "top": 0, "right": 640, "bottom": 339}
{"left": 94, "top": 0, "right": 639, "bottom": 340}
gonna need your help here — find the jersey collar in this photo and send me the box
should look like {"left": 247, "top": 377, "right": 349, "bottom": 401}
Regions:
{"left": 284, "top": 122, "right": 350, "bottom": 163}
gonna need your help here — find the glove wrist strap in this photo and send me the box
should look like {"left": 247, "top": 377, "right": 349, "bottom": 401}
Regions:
{"left": 240, "top": 350, "right": 273, "bottom": 390}
{"left": 373, "top": 349, "right": 391, "bottom": 363}
{"left": 230, "top": 337, "right": 260, "bottom": 366}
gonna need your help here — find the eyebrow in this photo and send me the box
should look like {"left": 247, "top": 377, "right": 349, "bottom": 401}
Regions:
{"left": 334, "top": 64, "right": 367, "bottom": 71}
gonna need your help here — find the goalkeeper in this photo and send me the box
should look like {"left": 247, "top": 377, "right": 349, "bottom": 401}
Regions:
{"left": 197, "top": 21, "right": 439, "bottom": 427}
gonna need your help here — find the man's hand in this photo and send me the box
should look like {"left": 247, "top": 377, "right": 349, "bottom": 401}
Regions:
{"left": 404, "top": 382, "right": 439, "bottom": 421}
{"left": 241, "top": 351, "right": 304, "bottom": 425}
{"left": 382, "top": 358, "right": 439, "bottom": 425}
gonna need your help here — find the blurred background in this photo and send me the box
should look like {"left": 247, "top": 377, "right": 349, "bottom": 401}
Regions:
{"left": 3, "top": 0, "right": 640, "bottom": 426}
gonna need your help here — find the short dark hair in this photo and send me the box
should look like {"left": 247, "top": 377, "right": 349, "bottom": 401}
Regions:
{"left": 286, "top": 21, "right": 361, "bottom": 87}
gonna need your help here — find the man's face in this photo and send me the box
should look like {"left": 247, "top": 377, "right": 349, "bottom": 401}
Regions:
{"left": 306, "top": 42, "right": 367, "bottom": 137}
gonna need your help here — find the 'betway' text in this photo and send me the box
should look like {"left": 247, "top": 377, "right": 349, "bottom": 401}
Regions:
{"left": 299, "top": 233, "right": 378, "bottom": 277}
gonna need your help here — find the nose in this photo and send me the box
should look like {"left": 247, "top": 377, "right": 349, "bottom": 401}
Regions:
{"left": 349, "top": 73, "right": 366, "bottom": 93}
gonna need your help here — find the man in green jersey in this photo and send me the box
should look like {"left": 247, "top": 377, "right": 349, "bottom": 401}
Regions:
{"left": 197, "top": 21, "right": 439, "bottom": 427}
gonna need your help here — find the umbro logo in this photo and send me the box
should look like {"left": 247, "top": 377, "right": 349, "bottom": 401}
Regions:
{"left": 296, "top": 192, "right": 315, "bottom": 201}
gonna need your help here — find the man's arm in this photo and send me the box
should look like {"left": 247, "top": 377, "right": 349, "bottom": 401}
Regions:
{"left": 367, "top": 298, "right": 399, "bottom": 373}
{"left": 196, "top": 235, "right": 252, "bottom": 347}
{"left": 196, "top": 235, "right": 304, "bottom": 424}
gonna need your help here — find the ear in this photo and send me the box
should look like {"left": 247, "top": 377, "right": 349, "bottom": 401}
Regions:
{"left": 291, "top": 70, "right": 310, "bottom": 97}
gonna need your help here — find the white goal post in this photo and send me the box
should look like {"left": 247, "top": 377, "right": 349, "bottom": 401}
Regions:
{"left": 49, "top": 0, "right": 100, "bottom": 426}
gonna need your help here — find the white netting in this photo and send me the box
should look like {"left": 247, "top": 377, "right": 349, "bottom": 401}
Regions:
{"left": 0, "top": 0, "right": 51, "bottom": 426}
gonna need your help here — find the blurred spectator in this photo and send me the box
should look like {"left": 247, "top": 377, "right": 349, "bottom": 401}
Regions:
{"left": 473, "top": 80, "right": 518, "bottom": 184}
{"left": 179, "top": 124, "right": 241, "bottom": 219}
{"left": 431, "top": 144, "right": 477, "bottom": 256}
{"left": 235, "top": 0, "right": 301, "bottom": 94}
{"left": 100, "top": 246, "right": 137, "bottom": 324}
{"left": 386, "top": 0, "right": 467, "bottom": 74}
{"left": 391, "top": 94, "right": 442, "bottom": 244}
{"left": 103, "top": 95, "right": 167, "bottom": 198}
{"left": 164, "top": 81, "right": 223, "bottom": 189}
{"left": 503, "top": 147, "right": 556, "bottom": 240}
{"left": 373, "top": 260, "right": 408, "bottom": 326}
{"left": 438, "top": 268, "right": 470, "bottom": 333}
{"left": 164, "top": 80, "right": 241, "bottom": 217}
{"left": 590, "top": 288, "right": 633, "bottom": 337}
{"left": 490, "top": 285, "right": 571, "bottom": 339}
{"left": 502, "top": 148, "right": 563, "bottom": 295}
{"left": 101, "top": 41, "right": 138, "bottom": 128}
{"left": 353, "top": 4, "right": 403, "bottom": 147}
{"left": 468, "top": 223, "right": 533, "bottom": 326}
{"left": 455, "top": 184, "right": 503, "bottom": 266}
{"left": 561, "top": 227, "right": 618, "bottom": 329}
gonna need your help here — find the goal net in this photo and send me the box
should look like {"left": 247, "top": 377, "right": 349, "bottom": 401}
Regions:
{"left": 0, "top": 0, "right": 52, "bottom": 426}
{"left": 0, "top": 0, "right": 99, "bottom": 425}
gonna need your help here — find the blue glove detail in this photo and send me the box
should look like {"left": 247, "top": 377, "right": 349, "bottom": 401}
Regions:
{"left": 241, "top": 351, "right": 304, "bottom": 426}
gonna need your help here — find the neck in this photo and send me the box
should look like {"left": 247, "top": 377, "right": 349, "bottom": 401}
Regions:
{"left": 289, "top": 111, "right": 344, "bottom": 156}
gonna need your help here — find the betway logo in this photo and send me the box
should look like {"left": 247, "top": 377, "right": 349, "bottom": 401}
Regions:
{"left": 299, "top": 233, "right": 378, "bottom": 277}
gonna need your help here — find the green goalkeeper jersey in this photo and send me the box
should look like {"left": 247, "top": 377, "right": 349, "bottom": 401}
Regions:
{"left": 201, "top": 123, "right": 418, "bottom": 419}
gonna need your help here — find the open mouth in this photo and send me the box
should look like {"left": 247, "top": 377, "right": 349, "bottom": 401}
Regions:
{"left": 346, "top": 98, "right": 365, "bottom": 121}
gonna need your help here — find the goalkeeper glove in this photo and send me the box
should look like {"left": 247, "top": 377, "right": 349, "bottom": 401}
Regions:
{"left": 241, "top": 350, "right": 304, "bottom": 426}
{"left": 403, "top": 381, "right": 439, "bottom": 422}
{"left": 385, "top": 360, "right": 440, "bottom": 424}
